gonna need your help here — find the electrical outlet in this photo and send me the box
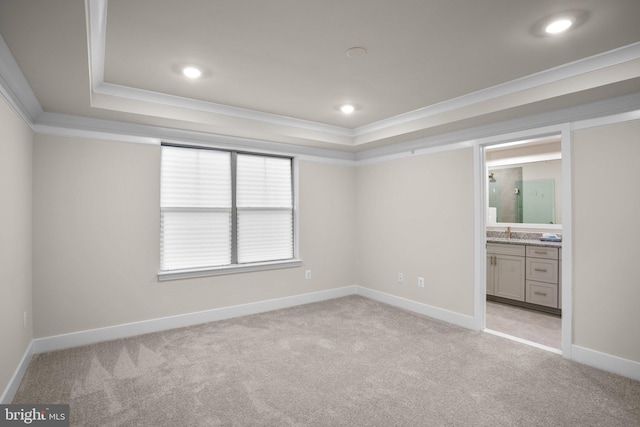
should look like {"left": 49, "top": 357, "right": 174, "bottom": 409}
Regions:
{"left": 305, "top": 270, "right": 312, "bottom": 279}
{"left": 418, "top": 277, "right": 425, "bottom": 288}
{"left": 397, "top": 273, "right": 404, "bottom": 283}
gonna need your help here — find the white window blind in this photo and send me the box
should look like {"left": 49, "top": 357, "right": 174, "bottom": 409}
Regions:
{"left": 237, "top": 154, "right": 293, "bottom": 264}
{"left": 161, "top": 147, "right": 232, "bottom": 270}
{"left": 160, "top": 145, "right": 294, "bottom": 273}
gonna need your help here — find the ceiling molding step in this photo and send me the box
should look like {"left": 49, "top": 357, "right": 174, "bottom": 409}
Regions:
{"left": 355, "top": 91, "right": 640, "bottom": 163}
{"left": 34, "top": 112, "right": 357, "bottom": 163}
{"left": 352, "top": 41, "right": 640, "bottom": 138}
{"left": 0, "top": 34, "right": 43, "bottom": 127}
{"left": 85, "top": 0, "right": 106, "bottom": 89}
{"left": 85, "top": 0, "right": 353, "bottom": 140}
{"left": 572, "top": 109, "right": 640, "bottom": 131}
{"left": 86, "top": 0, "right": 640, "bottom": 147}
{"left": 94, "top": 82, "right": 354, "bottom": 138}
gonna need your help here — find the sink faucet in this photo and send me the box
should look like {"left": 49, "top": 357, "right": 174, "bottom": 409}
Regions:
{"left": 506, "top": 226, "right": 511, "bottom": 239}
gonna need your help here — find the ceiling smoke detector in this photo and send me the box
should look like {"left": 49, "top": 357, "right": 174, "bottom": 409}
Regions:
{"left": 345, "top": 47, "right": 367, "bottom": 59}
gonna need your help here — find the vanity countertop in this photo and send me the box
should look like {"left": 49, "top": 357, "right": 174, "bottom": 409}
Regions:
{"left": 486, "top": 237, "right": 562, "bottom": 248}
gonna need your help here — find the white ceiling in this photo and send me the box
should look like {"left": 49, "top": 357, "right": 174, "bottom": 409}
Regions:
{"left": 1, "top": 0, "right": 640, "bottom": 152}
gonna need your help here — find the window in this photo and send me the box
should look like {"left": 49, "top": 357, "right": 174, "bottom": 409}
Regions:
{"left": 159, "top": 144, "right": 298, "bottom": 279}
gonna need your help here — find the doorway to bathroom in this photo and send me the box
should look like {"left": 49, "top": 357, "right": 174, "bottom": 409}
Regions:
{"left": 480, "top": 131, "right": 568, "bottom": 353}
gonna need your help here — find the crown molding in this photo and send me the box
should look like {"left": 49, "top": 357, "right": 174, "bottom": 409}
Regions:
{"left": 85, "top": 0, "right": 640, "bottom": 148}
{"left": 354, "top": 91, "right": 640, "bottom": 163}
{"left": 352, "top": 41, "right": 640, "bottom": 137}
{"left": 0, "top": 2, "right": 638, "bottom": 163}
{"left": 0, "top": 34, "right": 42, "bottom": 128}
{"left": 94, "top": 81, "right": 354, "bottom": 137}
{"left": 85, "top": 0, "right": 353, "bottom": 139}
{"left": 34, "top": 112, "right": 357, "bottom": 163}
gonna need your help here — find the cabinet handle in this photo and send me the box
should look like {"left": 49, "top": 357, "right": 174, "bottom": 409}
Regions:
{"left": 534, "top": 268, "right": 548, "bottom": 272}
{"left": 534, "top": 251, "right": 547, "bottom": 254}
{"left": 534, "top": 291, "right": 547, "bottom": 296}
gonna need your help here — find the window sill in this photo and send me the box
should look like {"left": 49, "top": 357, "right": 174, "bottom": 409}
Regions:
{"left": 157, "top": 259, "right": 303, "bottom": 282}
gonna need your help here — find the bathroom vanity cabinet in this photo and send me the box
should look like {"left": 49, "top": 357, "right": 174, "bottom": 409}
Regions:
{"left": 486, "top": 244, "right": 525, "bottom": 301}
{"left": 487, "top": 242, "right": 561, "bottom": 313}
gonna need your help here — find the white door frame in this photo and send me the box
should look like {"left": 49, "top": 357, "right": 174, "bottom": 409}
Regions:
{"left": 472, "top": 123, "right": 573, "bottom": 358}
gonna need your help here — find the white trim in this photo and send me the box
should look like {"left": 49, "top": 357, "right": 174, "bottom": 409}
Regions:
{"left": 31, "top": 286, "right": 357, "bottom": 354}
{"left": 473, "top": 142, "right": 485, "bottom": 331}
{"left": 473, "top": 123, "right": 572, "bottom": 356}
{"left": 353, "top": 42, "right": 640, "bottom": 137}
{"left": 355, "top": 286, "right": 476, "bottom": 330}
{"left": 572, "top": 109, "right": 640, "bottom": 131}
{"left": 85, "top": 1, "right": 351, "bottom": 138}
{"left": 85, "top": 0, "right": 106, "bottom": 90}
{"left": 484, "top": 328, "right": 562, "bottom": 355}
{"left": 293, "top": 159, "right": 301, "bottom": 259}
{"left": 486, "top": 152, "right": 561, "bottom": 167}
{"left": 33, "top": 112, "right": 357, "bottom": 164}
{"left": 355, "top": 140, "right": 472, "bottom": 166}
{"left": 560, "top": 124, "right": 573, "bottom": 359}
{"left": 0, "top": 35, "right": 42, "bottom": 127}
{"left": 355, "top": 92, "right": 640, "bottom": 162}
{"left": 5, "top": 285, "right": 639, "bottom": 398}
{"left": 0, "top": 341, "right": 35, "bottom": 404}
{"left": 85, "top": 0, "right": 640, "bottom": 145}
{"left": 97, "top": 82, "right": 354, "bottom": 137}
{"left": 157, "top": 259, "right": 303, "bottom": 281}
{"left": 572, "top": 345, "right": 640, "bottom": 382}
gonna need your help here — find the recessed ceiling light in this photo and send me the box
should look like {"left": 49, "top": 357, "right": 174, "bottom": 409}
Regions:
{"left": 545, "top": 18, "right": 573, "bottom": 34}
{"left": 182, "top": 66, "right": 202, "bottom": 79}
{"left": 340, "top": 104, "right": 355, "bottom": 114}
{"left": 531, "top": 10, "right": 589, "bottom": 37}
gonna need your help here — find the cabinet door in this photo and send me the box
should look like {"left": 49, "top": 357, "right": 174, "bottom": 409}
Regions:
{"left": 486, "top": 255, "right": 495, "bottom": 295}
{"left": 494, "top": 254, "right": 525, "bottom": 301}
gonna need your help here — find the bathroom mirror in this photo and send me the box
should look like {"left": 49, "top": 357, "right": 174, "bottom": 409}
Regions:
{"left": 487, "top": 159, "right": 562, "bottom": 226}
{"left": 485, "top": 136, "right": 562, "bottom": 228}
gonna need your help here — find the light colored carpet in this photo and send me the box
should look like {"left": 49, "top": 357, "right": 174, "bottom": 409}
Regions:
{"left": 486, "top": 301, "right": 562, "bottom": 349}
{"left": 13, "top": 296, "right": 640, "bottom": 426}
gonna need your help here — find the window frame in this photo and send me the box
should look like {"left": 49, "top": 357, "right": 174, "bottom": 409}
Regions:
{"left": 158, "top": 143, "right": 301, "bottom": 281}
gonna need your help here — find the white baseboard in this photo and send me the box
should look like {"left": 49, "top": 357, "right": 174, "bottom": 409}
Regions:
{"left": 0, "top": 341, "right": 35, "bottom": 404}
{"left": 32, "top": 285, "right": 357, "bottom": 354}
{"left": 355, "top": 286, "right": 476, "bottom": 330}
{"left": 5, "top": 285, "right": 639, "bottom": 403}
{"left": 571, "top": 345, "right": 640, "bottom": 382}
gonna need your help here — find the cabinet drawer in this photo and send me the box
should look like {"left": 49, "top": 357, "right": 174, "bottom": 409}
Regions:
{"left": 526, "top": 258, "right": 558, "bottom": 283}
{"left": 526, "top": 281, "right": 558, "bottom": 308}
{"left": 487, "top": 243, "right": 525, "bottom": 257}
{"left": 526, "top": 246, "right": 558, "bottom": 260}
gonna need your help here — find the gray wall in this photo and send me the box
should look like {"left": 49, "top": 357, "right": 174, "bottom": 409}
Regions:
{"left": 32, "top": 134, "right": 357, "bottom": 338}
{"left": 0, "top": 99, "right": 33, "bottom": 396}
{"left": 356, "top": 149, "right": 475, "bottom": 316}
{"left": 572, "top": 119, "right": 640, "bottom": 362}
{"left": 3, "top": 97, "right": 640, "bottom": 397}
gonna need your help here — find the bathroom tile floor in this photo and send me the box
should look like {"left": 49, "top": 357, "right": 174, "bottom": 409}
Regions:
{"left": 486, "top": 300, "right": 562, "bottom": 350}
